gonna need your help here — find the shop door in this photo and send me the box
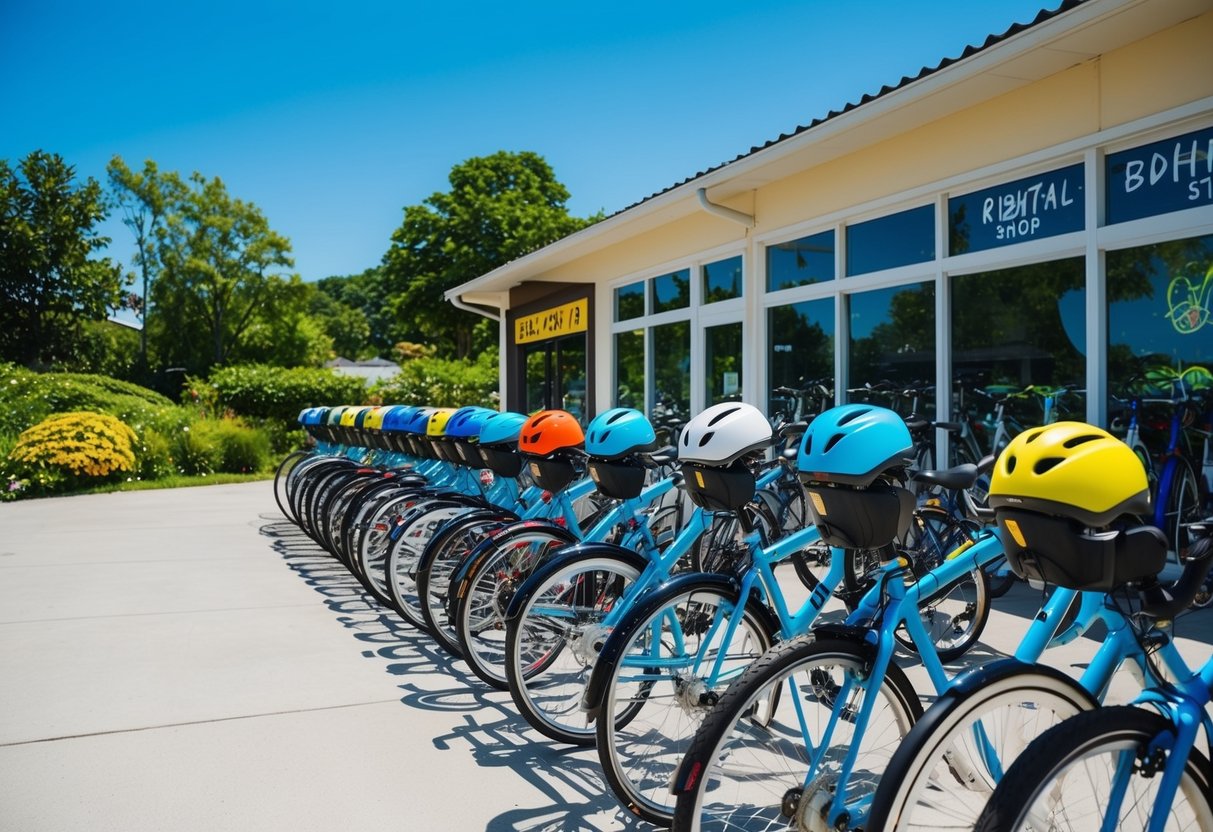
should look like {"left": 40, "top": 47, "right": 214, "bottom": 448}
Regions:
{"left": 523, "top": 333, "right": 588, "bottom": 423}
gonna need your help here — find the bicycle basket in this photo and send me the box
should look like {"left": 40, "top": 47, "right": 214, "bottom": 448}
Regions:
{"left": 524, "top": 450, "right": 582, "bottom": 493}
{"left": 803, "top": 482, "right": 915, "bottom": 550}
{"left": 996, "top": 509, "right": 1166, "bottom": 591}
{"left": 453, "top": 439, "right": 488, "bottom": 469}
{"left": 587, "top": 456, "right": 647, "bottom": 500}
{"left": 478, "top": 443, "right": 523, "bottom": 478}
{"left": 681, "top": 460, "right": 756, "bottom": 512}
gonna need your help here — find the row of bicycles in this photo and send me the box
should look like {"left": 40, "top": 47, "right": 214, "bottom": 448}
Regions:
{"left": 273, "top": 398, "right": 1213, "bottom": 830}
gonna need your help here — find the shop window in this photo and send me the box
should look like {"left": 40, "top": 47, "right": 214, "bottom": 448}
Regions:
{"left": 703, "top": 255, "right": 743, "bottom": 303}
{"left": 705, "top": 322, "right": 743, "bottom": 406}
{"left": 652, "top": 321, "right": 690, "bottom": 422}
{"left": 949, "top": 164, "right": 1084, "bottom": 255}
{"left": 1107, "top": 233, "right": 1213, "bottom": 401}
{"left": 847, "top": 205, "right": 934, "bottom": 276}
{"left": 615, "top": 281, "right": 645, "bottom": 321}
{"left": 768, "top": 298, "right": 834, "bottom": 414}
{"left": 950, "top": 258, "right": 1086, "bottom": 452}
{"left": 1106, "top": 125, "right": 1213, "bottom": 225}
{"left": 614, "top": 330, "right": 645, "bottom": 409}
{"left": 848, "top": 282, "right": 936, "bottom": 417}
{"left": 767, "top": 230, "right": 834, "bottom": 292}
{"left": 651, "top": 269, "right": 690, "bottom": 313}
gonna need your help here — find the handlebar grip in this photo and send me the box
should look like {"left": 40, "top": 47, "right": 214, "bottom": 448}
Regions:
{"left": 1140, "top": 536, "right": 1213, "bottom": 620}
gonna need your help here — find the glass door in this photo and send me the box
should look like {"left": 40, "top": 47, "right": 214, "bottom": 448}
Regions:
{"left": 522, "top": 333, "right": 588, "bottom": 423}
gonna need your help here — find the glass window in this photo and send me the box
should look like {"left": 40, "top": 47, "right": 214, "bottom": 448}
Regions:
{"left": 705, "top": 322, "right": 743, "bottom": 406}
{"left": 652, "top": 321, "right": 690, "bottom": 423}
{"left": 767, "top": 230, "right": 834, "bottom": 291}
{"left": 651, "top": 269, "right": 690, "bottom": 313}
{"left": 848, "top": 282, "right": 936, "bottom": 417}
{"left": 614, "top": 330, "right": 645, "bottom": 409}
{"left": 703, "top": 255, "right": 743, "bottom": 303}
{"left": 1107, "top": 233, "right": 1213, "bottom": 401}
{"left": 847, "top": 205, "right": 934, "bottom": 276}
{"left": 949, "top": 164, "right": 1084, "bottom": 256}
{"left": 1106, "top": 125, "right": 1213, "bottom": 225}
{"left": 768, "top": 298, "right": 834, "bottom": 414}
{"left": 950, "top": 257, "right": 1086, "bottom": 455}
{"left": 614, "top": 281, "right": 645, "bottom": 321}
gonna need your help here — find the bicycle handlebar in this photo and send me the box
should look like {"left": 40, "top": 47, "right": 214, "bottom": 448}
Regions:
{"left": 1139, "top": 528, "right": 1213, "bottom": 621}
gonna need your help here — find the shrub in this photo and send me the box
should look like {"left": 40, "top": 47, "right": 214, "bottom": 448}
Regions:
{"left": 135, "top": 428, "right": 176, "bottom": 480}
{"left": 205, "top": 364, "right": 367, "bottom": 427}
{"left": 171, "top": 424, "right": 222, "bottom": 476}
{"left": 6, "top": 411, "right": 138, "bottom": 496}
{"left": 198, "top": 418, "right": 271, "bottom": 474}
{"left": 370, "top": 350, "right": 499, "bottom": 408}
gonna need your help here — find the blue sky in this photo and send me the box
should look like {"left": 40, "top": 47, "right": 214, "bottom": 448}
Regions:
{"left": 1, "top": 0, "right": 1060, "bottom": 284}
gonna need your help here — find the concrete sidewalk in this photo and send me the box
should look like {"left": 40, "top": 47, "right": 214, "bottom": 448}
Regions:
{"left": 1, "top": 482, "right": 1210, "bottom": 831}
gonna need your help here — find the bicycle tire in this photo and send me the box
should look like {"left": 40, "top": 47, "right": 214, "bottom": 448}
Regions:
{"left": 383, "top": 498, "right": 476, "bottom": 631}
{"left": 1155, "top": 456, "right": 1202, "bottom": 557}
{"left": 974, "top": 705, "right": 1213, "bottom": 831}
{"left": 671, "top": 635, "right": 922, "bottom": 832}
{"left": 273, "top": 449, "right": 311, "bottom": 524}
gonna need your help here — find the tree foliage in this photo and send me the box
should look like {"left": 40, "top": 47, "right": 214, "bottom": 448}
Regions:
{"left": 381, "top": 151, "right": 599, "bottom": 358}
{"left": 0, "top": 151, "right": 124, "bottom": 367}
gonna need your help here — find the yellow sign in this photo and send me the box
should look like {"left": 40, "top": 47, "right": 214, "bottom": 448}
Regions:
{"left": 515, "top": 298, "right": 588, "bottom": 344}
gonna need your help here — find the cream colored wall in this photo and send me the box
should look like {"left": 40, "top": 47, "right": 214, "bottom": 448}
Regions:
{"left": 1101, "top": 11, "right": 1213, "bottom": 126}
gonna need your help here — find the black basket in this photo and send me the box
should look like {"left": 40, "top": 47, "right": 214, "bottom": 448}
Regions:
{"left": 804, "top": 483, "right": 915, "bottom": 549}
{"left": 587, "top": 457, "right": 646, "bottom": 500}
{"left": 431, "top": 436, "right": 462, "bottom": 463}
{"left": 408, "top": 434, "right": 436, "bottom": 459}
{"left": 454, "top": 439, "right": 488, "bottom": 469}
{"left": 682, "top": 460, "right": 757, "bottom": 512}
{"left": 996, "top": 509, "right": 1166, "bottom": 591}
{"left": 479, "top": 443, "right": 523, "bottom": 478}
{"left": 524, "top": 452, "right": 582, "bottom": 493}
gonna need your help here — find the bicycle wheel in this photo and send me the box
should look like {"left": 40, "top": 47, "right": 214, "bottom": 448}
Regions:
{"left": 974, "top": 705, "right": 1213, "bottom": 831}
{"left": 867, "top": 661, "right": 1097, "bottom": 831}
{"left": 1157, "top": 457, "right": 1203, "bottom": 557}
{"left": 595, "top": 580, "right": 777, "bottom": 825}
{"left": 384, "top": 499, "right": 473, "bottom": 631}
{"left": 455, "top": 524, "right": 580, "bottom": 690}
{"left": 503, "top": 551, "right": 643, "bottom": 737}
{"left": 273, "top": 450, "right": 311, "bottom": 524}
{"left": 672, "top": 635, "right": 922, "bottom": 832}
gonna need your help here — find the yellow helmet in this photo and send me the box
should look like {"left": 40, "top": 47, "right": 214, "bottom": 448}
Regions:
{"left": 425, "top": 407, "right": 457, "bottom": 438}
{"left": 363, "top": 406, "right": 387, "bottom": 431}
{"left": 339, "top": 406, "right": 363, "bottom": 428}
{"left": 989, "top": 422, "right": 1150, "bottom": 528}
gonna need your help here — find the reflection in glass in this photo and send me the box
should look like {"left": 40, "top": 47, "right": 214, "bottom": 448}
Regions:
{"left": 615, "top": 281, "right": 645, "bottom": 321}
{"left": 951, "top": 257, "right": 1086, "bottom": 447}
{"left": 524, "top": 344, "right": 548, "bottom": 414}
{"left": 768, "top": 298, "right": 834, "bottom": 414}
{"left": 703, "top": 256, "right": 743, "bottom": 303}
{"left": 651, "top": 270, "right": 690, "bottom": 313}
{"left": 705, "top": 322, "right": 743, "bottom": 406}
{"left": 557, "top": 334, "right": 587, "bottom": 424}
{"left": 767, "top": 230, "right": 834, "bottom": 292}
{"left": 848, "top": 282, "right": 936, "bottom": 417}
{"left": 847, "top": 205, "right": 934, "bottom": 276}
{"left": 652, "top": 321, "right": 690, "bottom": 422}
{"left": 614, "top": 330, "right": 645, "bottom": 409}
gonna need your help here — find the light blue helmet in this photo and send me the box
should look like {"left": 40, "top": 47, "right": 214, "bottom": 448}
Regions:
{"left": 445, "top": 406, "right": 496, "bottom": 440}
{"left": 585, "top": 408, "right": 658, "bottom": 460}
{"left": 478, "top": 411, "right": 529, "bottom": 447}
{"left": 798, "top": 404, "right": 914, "bottom": 486}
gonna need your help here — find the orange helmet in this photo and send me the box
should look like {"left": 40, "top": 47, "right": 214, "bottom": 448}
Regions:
{"left": 519, "top": 410, "right": 584, "bottom": 456}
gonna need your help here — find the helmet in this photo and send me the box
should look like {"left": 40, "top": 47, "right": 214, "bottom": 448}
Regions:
{"left": 327, "top": 406, "right": 350, "bottom": 426}
{"left": 380, "top": 405, "right": 415, "bottom": 432}
{"left": 339, "top": 407, "right": 362, "bottom": 428}
{"left": 402, "top": 407, "right": 432, "bottom": 434}
{"left": 585, "top": 408, "right": 658, "bottom": 460}
{"left": 479, "top": 411, "right": 529, "bottom": 447}
{"left": 798, "top": 404, "right": 914, "bottom": 487}
{"left": 988, "top": 422, "right": 1150, "bottom": 528}
{"left": 679, "top": 402, "right": 772, "bottom": 466}
{"left": 426, "top": 408, "right": 457, "bottom": 438}
{"left": 989, "top": 422, "right": 1162, "bottom": 591}
{"left": 362, "top": 407, "right": 387, "bottom": 431}
{"left": 519, "top": 410, "right": 584, "bottom": 456}
{"left": 445, "top": 406, "right": 495, "bottom": 440}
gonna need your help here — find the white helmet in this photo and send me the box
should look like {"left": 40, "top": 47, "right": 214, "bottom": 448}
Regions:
{"left": 679, "top": 402, "right": 772, "bottom": 466}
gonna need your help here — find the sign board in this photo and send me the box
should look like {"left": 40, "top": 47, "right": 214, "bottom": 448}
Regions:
{"left": 514, "top": 297, "right": 589, "bottom": 344}
{"left": 949, "top": 164, "right": 1084, "bottom": 255}
{"left": 1106, "top": 125, "right": 1213, "bottom": 224}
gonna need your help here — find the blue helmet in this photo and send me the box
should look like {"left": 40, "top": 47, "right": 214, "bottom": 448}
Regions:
{"left": 299, "top": 407, "right": 322, "bottom": 426}
{"left": 401, "top": 407, "right": 433, "bottom": 435}
{"left": 585, "top": 408, "right": 658, "bottom": 460}
{"left": 380, "top": 405, "right": 415, "bottom": 432}
{"left": 478, "top": 411, "right": 529, "bottom": 447}
{"left": 798, "top": 404, "right": 914, "bottom": 486}
{"left": 446, "top": 406, "right": 496, "bottom": 440}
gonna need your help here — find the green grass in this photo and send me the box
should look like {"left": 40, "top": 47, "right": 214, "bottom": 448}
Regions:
{"left": 77, "top": 471, "right": 273, "bottom": 495}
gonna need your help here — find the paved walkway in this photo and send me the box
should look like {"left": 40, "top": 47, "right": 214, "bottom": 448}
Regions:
{"left": 1, "top": 481, "right": 1210, "bottom": 831}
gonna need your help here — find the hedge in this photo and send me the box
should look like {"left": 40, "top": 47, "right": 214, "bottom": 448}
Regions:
{"left": 205, "top": 364, "right": 367, "bottom": 427}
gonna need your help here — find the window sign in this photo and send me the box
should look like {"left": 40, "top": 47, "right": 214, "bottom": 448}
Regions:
{"left": 1106, "top": 125, "right": 1213, "bottom": 224}
{"left": 847, "top": 205, "right": 934, "bottom": 276}
{"left": 948, "top": 164, "right": 1083, "bottom": 255}
{"left": 515, "top": 298, "right": 588, "bottom": 344}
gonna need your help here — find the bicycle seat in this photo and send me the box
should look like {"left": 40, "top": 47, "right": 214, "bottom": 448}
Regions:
{"left": 911, "top": 462, "right": 978, "bottom": 491}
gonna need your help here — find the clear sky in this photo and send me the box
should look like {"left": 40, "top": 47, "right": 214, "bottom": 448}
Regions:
{"left": 1, "top": 0, "right": 1061, "bottom": 284}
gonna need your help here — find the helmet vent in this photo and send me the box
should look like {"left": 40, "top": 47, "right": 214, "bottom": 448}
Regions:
{"left": 1006, "top": 456, "right": 1017, "bottom": 474}
{"left": 1063, "top": 434, "right": 1100, "bottom": 448}
{"left": 607, "top": 411, "right": 627, "bottom": 424}
{"left": 532, "top": 414, "right": 550, "bottom": 425}
{"left": 599, "top": 429, "right": 612, "bottom": 443}
{"left": 824, "top": 433, "right": 844, "bottom": 453}
{"left": 1034, "top": 457, "right": 1064, "bottom": 475}
{"left": 837, "top": 408, "right": 870, "bottom": 426}
{"left": 803, "top": 435, "right": 812, "bottom": 455}
{"left": 1024, "top": 429, "right": 1045, "bottom": 444}
{"left": 699, "top": 431, "right": 715, "bottom": 447}
{"left": 708, "top": 407, "right": 739, "bottom": 426}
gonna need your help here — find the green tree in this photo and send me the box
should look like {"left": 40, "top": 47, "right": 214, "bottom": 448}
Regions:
{"left": 151, "top": 172, "right": 294, "bottom": 372}
{"left": 310, "top": 276, "right": 374, "bottom": 358}
{"left": 107, "top": 156, "right": 186, "bottom": 369}
{"left": 382, "top": 151, "right": 600, "bottom": 358}
{"left": 0, "top": 151, "right": 124, "bottom": 367}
